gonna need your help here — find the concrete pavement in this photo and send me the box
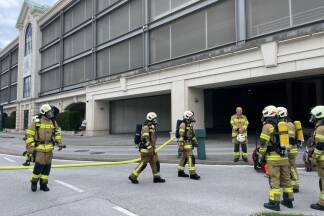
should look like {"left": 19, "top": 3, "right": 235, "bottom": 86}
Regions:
{"left": 0, "top": 153, "right": 321, "bottom": 216}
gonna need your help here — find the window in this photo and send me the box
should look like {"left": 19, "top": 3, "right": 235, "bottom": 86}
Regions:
{"left": 23, "top": 24, "right": 32, "bottom": 98}
{"left": 23, "top": 77, "right": 31, "bottom": 98}
{"left": 25, "top": 24, "right": 32, "bottom": 56}
{"left": 246, "top": 0, "right": 290, "bottom": 37}
{"left": 292, "top": 0, "right": 324, "bottom": 26}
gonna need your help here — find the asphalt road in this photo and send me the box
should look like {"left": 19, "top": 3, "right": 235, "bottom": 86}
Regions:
{"left": 0, "top": 153, "right": 321, "bottom": 216}
{"left": 0, "top": 133, "right": 305, "bottom": 165}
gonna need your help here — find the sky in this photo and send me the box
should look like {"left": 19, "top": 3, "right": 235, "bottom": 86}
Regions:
{"left": 0, "top": 0, "right": 58, "bottom": 49}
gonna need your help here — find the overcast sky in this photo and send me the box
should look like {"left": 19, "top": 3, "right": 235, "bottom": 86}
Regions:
{"left": 0, "top": 0, "right": 58, "bottom": 49}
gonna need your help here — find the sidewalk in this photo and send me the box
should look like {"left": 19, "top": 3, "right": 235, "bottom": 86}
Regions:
{"left": 0, "top": 132, "right": 306, "bottom": 166}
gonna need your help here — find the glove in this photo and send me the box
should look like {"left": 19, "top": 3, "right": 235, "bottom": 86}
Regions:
{"left": 57, "top": 144, "right": 66, "bottom": 151}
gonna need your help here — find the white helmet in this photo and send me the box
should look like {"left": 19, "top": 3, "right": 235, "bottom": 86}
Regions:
{"left": 262, "top": 105, "right": 277, "bottom": 118}
{"left": 237, "top": 134, "right": 246, "bottom": 143}
{"left": 146, "top": 112, "right": 158, "bottom": 121}
{"left": 277, "top": 107, "right": 288, "bottom": 118}
{"left": 183, "top": 110, "right": 194, "bottom": 120}
{"left": 40, "top": 104, "right": 52, "bottom": 115}
{"left": 310, "top": 105, "right": 324, "bottom": 123}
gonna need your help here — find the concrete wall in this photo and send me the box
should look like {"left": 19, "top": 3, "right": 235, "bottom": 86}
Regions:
{"left": 110, "top": 94, "right": 171, "bottom": 134}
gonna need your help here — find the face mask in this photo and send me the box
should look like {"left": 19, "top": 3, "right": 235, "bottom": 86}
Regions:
{"left": 152, "top": 118, "right": 159, "bottom": 126}
{"left": 45, "top": 110, "right": 55, "bottom": 119}
{"left": 309, "top": 115, "right": 316, "bottom": 124}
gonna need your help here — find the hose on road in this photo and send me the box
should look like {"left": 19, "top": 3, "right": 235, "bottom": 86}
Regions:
{"left": 0, "top": 137, "right": 176, "bottom": 170}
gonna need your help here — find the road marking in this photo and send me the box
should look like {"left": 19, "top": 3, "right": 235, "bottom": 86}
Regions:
{"left": 54, "top": 180, "right": 84, "bottom": 193}
{"left": 112, "top": 206, "right": 138, "bottom": 216}
{"left": 3, "top": 157, "right": 15, "bottom": 163}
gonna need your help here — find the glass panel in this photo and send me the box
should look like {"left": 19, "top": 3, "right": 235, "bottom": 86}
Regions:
{"left": 207, "top": 0, "right": 236, "bottom": 48}
{"left": 10, "top": 67, "right": 18, "bottom": 84}
{"left": 130, "top": 0, "right": 144, "bottom": 31}
{"left": 63, "top": 55, "right": 92, "bottom": 86}
{"left": 42, "top": 18, "right": 61, "bottom": 46}
{"left": 130, "top": 35, "right": 143, "bottom": 69}
{"left": 10, "top": 85, "right": 17, "bottom": 101}
{"left": 110, "top": 4, "right": 129, "bottom": 39}
{"left": 96, "top": 48, "right": 110, "bottom": 78}
{"left": 110, "top": 40, "right": 129, "bottom": 75}
{"left": 150, "top": 25, "right": 170, "bottom": 63}
{"left": 11, "top": 49, "right": 18, "bottom": 66}
{"left": 1, "top": 56, "right": 10, "bottom": 72}
{"left": 41, "top": 43, "right": 60, "bottom": 69}
{"left": 0, "top": 72, "right": 9, "bottom": 88}
{"left": 150, "top": 0, "right": 170, "bottom": 20}
{"left": 171, "top": 11, "right": 206, "bottom": 58}
{"left": 64, "top": 25, "right": 92, "bottom": 59}
{"left": 97, "top": 14, "right": 109, "bottom": 45}
{"left": 171, "top": 0, "right": 192, "bottom": 9}
{"left": 64, "top": 0, "right": 93, "bottom": 33}
{"left": 292, "top": 0, "right": 324, "bottom": 26}
{"left": 41, "top": 68, "right": 60, "bottom": 92}
{"left": 246, "top": 0, "right": 290, "bottom": 37}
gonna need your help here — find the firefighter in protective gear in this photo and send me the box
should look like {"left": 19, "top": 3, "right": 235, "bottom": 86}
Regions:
{"left": 25, "top": 104, "right": 63, "bottom": 192}
{"left": 259, "top": 105, "right": 294, "bottom": 211}
{"left": 277, "top": 107, "right": 303, "bottom": 193}
{"left": 129, "top": 112, "right": 165, "bottom": 184}
{"left": 178, "top": 111, "right": 200, "bottom": 180}
{"left": 230, "top": 107, "right": 249, "bottom": 162}
{"left": 309, "top": 105, "right": 324, "bottom": 211}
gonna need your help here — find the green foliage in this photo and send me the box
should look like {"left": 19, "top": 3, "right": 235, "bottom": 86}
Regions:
{"left": 56, "top": 111, "right": 82, "bottom": 131}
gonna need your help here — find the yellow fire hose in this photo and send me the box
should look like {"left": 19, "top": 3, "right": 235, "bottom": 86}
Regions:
{"left": 0, "top": 137, "right": 176, "bottom": 170}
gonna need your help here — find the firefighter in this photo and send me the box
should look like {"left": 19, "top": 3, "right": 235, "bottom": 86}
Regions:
{"left": 230, "top": 107, "right": 249, "bottom": 162}
{"left": 129, "top": 112, "right": 165, "bottom": 184}
{"left": 25, "top": 104, "right": 64, "bottom": 192}
{"left": 178, "top": 111, "right": 200, "bottom": 180}
{"left": 259, "top": 105, "right": 294, "bottom": 211}
{"left": 277, "top": 107, "right": 303, "bottom": 193}
{"left": 309, "top": 105, "right": 324, "bottom": 211}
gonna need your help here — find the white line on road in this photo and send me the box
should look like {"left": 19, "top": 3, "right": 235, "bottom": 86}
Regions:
{"left": 54, "top": 180, "right": 84, "bottom": 193}
{"left": 3, "top": 157, "right": 15, "bottom": 163}
{"left": 112, "top": 206, "right": 138, "bottom": 216}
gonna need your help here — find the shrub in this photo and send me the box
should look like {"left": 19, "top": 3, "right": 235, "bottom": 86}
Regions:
{"left": 56, "top": 111, "right": 82, "bottom": 131}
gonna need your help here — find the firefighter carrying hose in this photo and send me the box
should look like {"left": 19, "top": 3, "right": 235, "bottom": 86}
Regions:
{"left": 177, "top": 111, "right": 200, "bottom": 180}
{"left": 129, "top": 112, "right": 165, "bottom": 184}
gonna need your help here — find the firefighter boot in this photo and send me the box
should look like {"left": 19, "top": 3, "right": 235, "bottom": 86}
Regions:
{"left": 310, "top": 203, "right": 324, "bottom": 211}
{"left": 178, "top": 171, "right": 189, "bottom": 178}
{"left": 31, "top": 181, "right": 37, "bottom": 192}
{"left": 264, "top": 201, "right": 280, "bottom": 211}
{"left": 153, "top": 177, "right": 166, "bottom": 183}
{"left": 281, "top": 200, "right": 293, "bottom": 208}
{"left": 190, "top": 174, "right": 201, "bottom": 180}
{"left": 128, "top": 176, "right": 139, "bottom": 184}
{"left": 40, "top": 180, "right": 50, "bottom": 192}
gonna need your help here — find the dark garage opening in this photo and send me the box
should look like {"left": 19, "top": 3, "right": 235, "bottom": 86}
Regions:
{"left": 205, "top": 76, "right": 324, "bottom": 136}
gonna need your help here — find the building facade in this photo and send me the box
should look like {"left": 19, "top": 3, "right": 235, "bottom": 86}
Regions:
{"left": 0, "top": 0, "right": 324, "bottom": 135}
